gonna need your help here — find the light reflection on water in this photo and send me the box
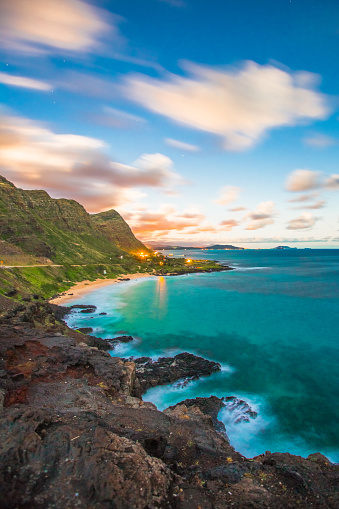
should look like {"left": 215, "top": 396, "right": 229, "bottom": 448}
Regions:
{"left": 153, "top": 276, "right": 168, "bottom": 319}
{"left": 65, "top": 250, "right": 339, "bottom": 462}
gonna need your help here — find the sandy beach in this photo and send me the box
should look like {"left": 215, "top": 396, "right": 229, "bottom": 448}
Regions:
{"left": 48, "top": 272, "right": 155, "bottom": 305}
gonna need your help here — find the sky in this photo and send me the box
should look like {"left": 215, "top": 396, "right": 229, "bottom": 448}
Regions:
{"left": 0, "top": 0, "right": 339, "bottom": 248}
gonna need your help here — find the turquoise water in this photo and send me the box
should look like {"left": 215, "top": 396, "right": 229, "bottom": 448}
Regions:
{"left": 65, "top": 249, "right": 339, "bottom": 462}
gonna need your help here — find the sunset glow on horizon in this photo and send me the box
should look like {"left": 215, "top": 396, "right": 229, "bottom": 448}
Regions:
{"left": 1, "top": 0, "right": 339, "bottom": 248}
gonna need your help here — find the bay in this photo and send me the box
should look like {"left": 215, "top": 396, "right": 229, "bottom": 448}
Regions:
{"left": 65, "top": 249, "right": 339, "bottom": 462}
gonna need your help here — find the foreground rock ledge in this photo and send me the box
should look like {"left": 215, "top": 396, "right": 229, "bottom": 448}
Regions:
{"left": 0, "top": 301, "right": 338, "bottom": 508}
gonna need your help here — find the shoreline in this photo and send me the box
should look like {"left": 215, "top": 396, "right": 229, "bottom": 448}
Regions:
{"left": 48, "top": 272, "right": 155, "bottom": 305}
{"left": 49, "top": 265, "right": 230, "bottom": 305}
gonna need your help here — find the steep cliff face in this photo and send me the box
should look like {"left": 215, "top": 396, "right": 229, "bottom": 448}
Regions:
{"left": 0, "top": 175, "right": 148, "bottom": 262}
{"left": 91, "top": 209, "right": 150, "bottom": 255}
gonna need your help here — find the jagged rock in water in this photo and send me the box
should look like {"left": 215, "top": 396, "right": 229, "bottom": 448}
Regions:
{"left": 70, "top": 304, "right": 97, "bottom": 310}
{"left": 129, "top": 352, "right": 221, "bottom": 397}
{"left": 222, "top": 395, "right": 258, "bottom": 423}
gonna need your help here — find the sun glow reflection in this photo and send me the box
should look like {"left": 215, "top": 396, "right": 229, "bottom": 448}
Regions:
{"left": 154, "top": 276, "right": 168, "bottom": 318}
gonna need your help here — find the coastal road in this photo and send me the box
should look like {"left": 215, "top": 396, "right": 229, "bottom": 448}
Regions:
{"left": 0, "top": 264, "right": 62, "bottom": 268}
{"left": 0, "top": 264, "right": 88, "bottom": 268}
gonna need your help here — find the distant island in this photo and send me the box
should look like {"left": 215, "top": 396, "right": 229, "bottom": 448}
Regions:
{"left": 273, "top": 246, "right": 298, "bottom": 250}
{"left": 155, "top": 244, "right": 245, "bottom": 250}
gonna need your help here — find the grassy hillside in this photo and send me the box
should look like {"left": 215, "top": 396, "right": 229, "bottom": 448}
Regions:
{"left": 0, "top": 262, "right": 141, "bottom": 300}
{"left": 0, "top": 175, "right": 148, "bottom": 264}
{"left": 91, "top": 209, "right": 150, "bottom": 255}
{"left": 0, "top": 175, "right": 225, "bottom": 300}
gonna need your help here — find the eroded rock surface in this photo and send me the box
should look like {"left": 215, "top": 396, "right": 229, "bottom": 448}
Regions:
{"left": 129, "top": 352, "right": 221, "bottom": 397}
{"left": 0, "top": 303, "right": 338, "bottom": 508}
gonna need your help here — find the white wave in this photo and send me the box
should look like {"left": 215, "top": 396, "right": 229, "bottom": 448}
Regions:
{"left": 220, "top": 363, "right": 235, "bottom": 373}
{"left": 232, "top": 266, "right": 271, "bottom": 271}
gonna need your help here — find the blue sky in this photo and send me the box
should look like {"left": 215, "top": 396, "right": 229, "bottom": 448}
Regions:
{"left": 0, "top": 0, "right": 339, "bottom": 247}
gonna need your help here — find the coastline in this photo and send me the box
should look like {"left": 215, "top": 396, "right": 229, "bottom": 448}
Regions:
{"left": 48, "top": 265, "right": 229, "bottom": 305}
{"left": 48, "top": 272, "right": 155, "bottom": 305}
{"left": 1, "top": 265, "right": 338, "bottom": 507}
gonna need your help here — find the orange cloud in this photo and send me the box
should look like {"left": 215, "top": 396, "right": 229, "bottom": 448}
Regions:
{"left": 125, "top": 206, "right": 206, "bottom": 239}
{"left": 219, "top": 219, "right": 239, "bottom": 230}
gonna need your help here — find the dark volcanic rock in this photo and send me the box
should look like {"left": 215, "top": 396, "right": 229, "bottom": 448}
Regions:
{"left": 0, "top": 407, "right": 173, "bottom": 509}
{"left": 0, "top": 306, "right": 338, "bottom": 509}
{"left": 4, "top": 289, "right": 17, "bottom": 297}
{"left": 165, "top": 396, "right": 257, "bottom": 436}
{"left": 223, "top": 395, "right": 258, "bottom": 422}
{"left": 112, "top": 334, "right": 134, "bottom": 344}
{"left": 48, "top": 303, "right": 72, "bottom": 320}
{"left": 166, "top": 396, "right": 227, "bottom": 434}
{"left": 130, "top": 352, "right": 221, "bottom": 397}
{"left": 70, "top": 304, "right": 97, "bottom": 310}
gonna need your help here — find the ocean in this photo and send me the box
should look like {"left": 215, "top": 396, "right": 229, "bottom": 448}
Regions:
{"left": 65, "top": 249, "right": 339, "bottom": 463}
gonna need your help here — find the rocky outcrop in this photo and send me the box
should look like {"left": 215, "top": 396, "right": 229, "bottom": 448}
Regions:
{"left": 0, "top": 306, "right": 338, "bottom": 508}
{"left": 223, "top": 395, "right": 258, "bottom": 423}
{"left": 0, "top": 407, "right": 174, "bottom": 509}
{"left": 128, "top": 352, "right": 221, "bottom": 397}
{"left": 165, "top": 396, "right": 257, "bottom": 436}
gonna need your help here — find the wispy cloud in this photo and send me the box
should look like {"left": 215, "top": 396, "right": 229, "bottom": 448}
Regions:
{"left": 229, "top": 206, "right": 247, "bottom": 212}
{"left": 302, "top": 200, "right": 325, "bottom": 210}
{"left": 125, "top": 61, "right": 331, "bottom": 151}
{"left": 288, "top": 192, "right": 319, "bottom": 203}
{"left": 304, "top": 133, "right": 336, "bottom": 148}
{"left": 324, "top": 174, "right": 339, "bottom": 190}
{"left": 245, "top": 201, "right": 275, "bottom": 230}
{"left": 0, "top": 0, "right": 112, "bottom": 54}
{"left": 214, "top": 186, "right": 241, "bottom": 205}
{"left": 219, "top": 219, "right": 239, "bottom": 230}
{"left": 287, "top": 213, "right": 318, "bottom": 230}
{"left": 286, "top": 169, "right": 339, "bottom": 193}
{"left": 226, "top": 236, "right": 330, "bottom": 244}
{"left": 286, "top": 169, "right": 321, "bottom": 192}
{"left": 0, "top": 72, "right": 52, "bottom": 91}
{"left": 98, "top": 107, "right": 146, "bottom": 129}
{"left": 155, "top": 0, "right": 186, "bottom": 7}
{"left": 164, "top": 138, "right": 199, "bottom": 151}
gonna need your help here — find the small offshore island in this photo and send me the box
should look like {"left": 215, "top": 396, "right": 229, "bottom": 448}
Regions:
{"left": 0, "top": 177, "right": 338, "bottom": 508}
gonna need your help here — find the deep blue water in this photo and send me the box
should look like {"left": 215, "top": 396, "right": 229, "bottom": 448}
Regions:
{"left": 65, "top": 249, "right": 339, "bottom": 462}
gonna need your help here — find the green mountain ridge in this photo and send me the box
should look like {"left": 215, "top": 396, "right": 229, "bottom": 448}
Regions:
{"left": 0, "top": 175, "right": 149, "bottom": 264}
{"left": 91, "top": 209, "right": 148, "bottom": 255}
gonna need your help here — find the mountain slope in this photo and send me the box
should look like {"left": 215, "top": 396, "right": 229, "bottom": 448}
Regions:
{"left": 0, "top": 175, "right": 148, "bottom": 263}
{"left": 91, "top": 209, "right": 150, "bottom": 255}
